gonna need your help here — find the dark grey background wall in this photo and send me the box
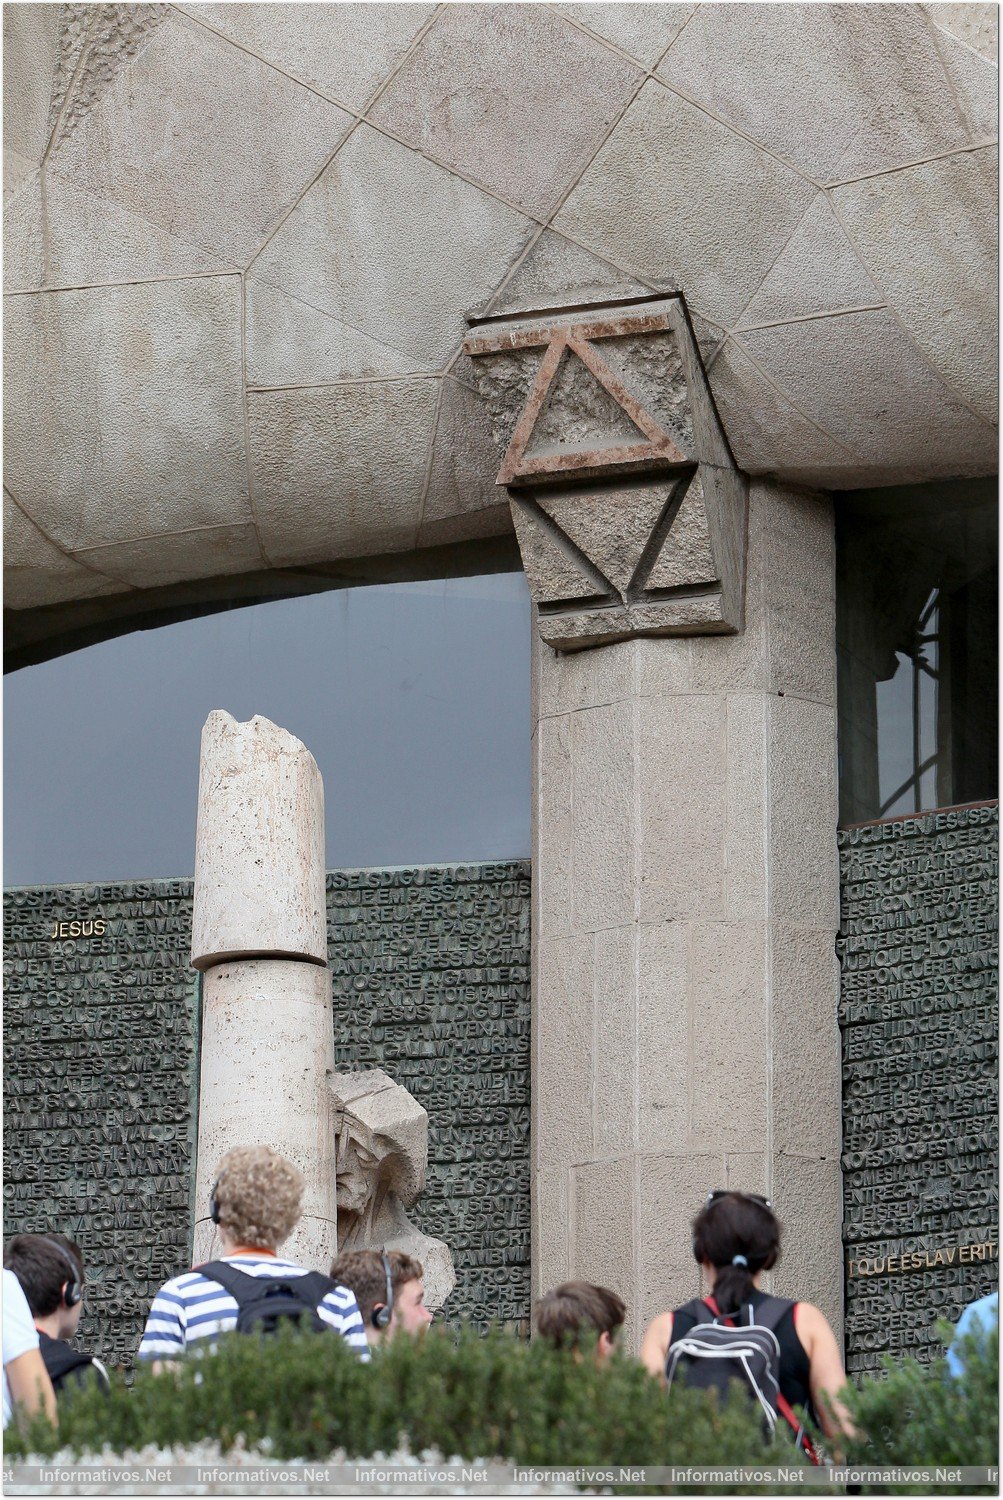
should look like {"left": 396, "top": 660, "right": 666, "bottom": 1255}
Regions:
{"left": 4, "top": 862, "right": 531, "bottom": 1367}
{"left": 839, "top": 803, "right": 999, "bottom": 1374}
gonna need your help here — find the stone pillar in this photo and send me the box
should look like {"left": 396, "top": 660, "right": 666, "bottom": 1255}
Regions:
{"left": 530, "top": 481, "right": 842, "bottom": 1353}
{"left": 463, "top": 295, "right": 842, "bottom": 1353}
{"left": 191, "top": 711, "right": 338, "bottom": 1266}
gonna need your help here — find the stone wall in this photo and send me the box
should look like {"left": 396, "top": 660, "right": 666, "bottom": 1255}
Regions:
{"left": 838, "top": 803, "right": 999, "bottom": 1374}
{"left": 3, "top": 860, "right": 531, "bottom": 1365}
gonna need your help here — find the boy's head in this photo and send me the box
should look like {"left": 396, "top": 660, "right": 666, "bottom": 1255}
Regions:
{"left": 535, "top": 1281, "right": 625, "bottom": 1362}
{"left": 329, "top": 1249, "right": 431, "bottom": 1344}
{"left": 210, "top": 1145, "right": 304, "bottom": 1251}
{"left": 4, "top": 1233, "right": 86, "bottom": 1339}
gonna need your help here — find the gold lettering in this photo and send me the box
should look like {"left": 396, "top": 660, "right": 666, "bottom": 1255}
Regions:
{"left": 959, "top": 1246, "right": 972, "bottom": 1262}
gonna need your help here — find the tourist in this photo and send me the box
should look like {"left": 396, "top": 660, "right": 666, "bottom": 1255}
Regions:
{"left": 328, "top": 1249, "right": 433, "bottom": 1346}
{"left": 4, "top": 1234, "right": 109, "bottom": 1396}
{"left": 535, "top": 1281, "right": 626, "bottom": 1363}
{"left": 640, "top": 1190, "right": 852, "bottom": 1451}
{"left": 137, "top": 1145, "right": 368, "bottom": 1361}
{"left": 2, "top": 1267, "right": 57, "bottom": 1430}
{"left": 946, "top": 1289, "right": 998, "bottom": 1377}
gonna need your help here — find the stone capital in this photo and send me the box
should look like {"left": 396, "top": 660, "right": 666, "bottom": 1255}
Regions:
{"left": 464, "top": 296, "right": 748, "bottom": 651}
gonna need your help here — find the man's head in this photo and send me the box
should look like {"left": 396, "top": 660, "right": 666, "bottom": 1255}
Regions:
{"left": 210, "top": 1146, "right": 304, "bottom": 1253}
{"left": 4, "top": 1233, "right": 86, "bottom": 1340}
{"left": 535, "top": 1281, "right": 625, "bottom": 1363}
{"left": 329, "top": 1249, "right": 431, "bottom": 1345}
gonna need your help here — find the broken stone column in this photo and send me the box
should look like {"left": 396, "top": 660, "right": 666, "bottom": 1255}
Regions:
{"left": 191, "top": 711, "right": 337, "bottom": 1266}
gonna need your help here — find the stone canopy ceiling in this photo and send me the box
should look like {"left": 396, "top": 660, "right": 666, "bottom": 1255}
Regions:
{"left": 3, "top": 2, "right": 998, "bottom": 619}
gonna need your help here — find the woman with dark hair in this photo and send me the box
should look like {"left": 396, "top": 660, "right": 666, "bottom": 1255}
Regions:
{"left": 639, "top": 1191, "right": 851, "bottom": 1445}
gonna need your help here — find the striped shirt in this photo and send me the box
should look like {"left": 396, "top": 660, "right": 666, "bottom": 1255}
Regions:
{"left": 137, "top": 1253, "right": 369, "bottom": 1361}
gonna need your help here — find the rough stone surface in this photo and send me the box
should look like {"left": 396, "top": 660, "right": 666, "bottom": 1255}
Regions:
{"left": 3, "top": 490, "right": 120, "bottom": 609}
{"left": 832, "top": 147, "right": 998, "bottom": 423}
{"left": 926, "top": 2, "right": 999, "bottom": 62}
{"left": 371, "top": 5, "right": 641, "bottom": 217}
{"left": 935, "top": 28, "right": 999, "bottom": 139}
{"left": 572, "top": 1157, "right": 637, "bottom": 1350}
{"left": 4, "top": 277, "right": 248, "bottom": 551}
{"left": 484, "top": 230, "right": 657, "bottom": 319}
{"left": 193, "top": 958, "right": 338, "bottom": 1270}
{"left": 735, "top": 193, "right": 881, "bottom": 328}
{"left": 734, "top": 308, "right": 998, "bottom": 478}
{"left": 250, "top": 124, "right": 533, "bottom": 369}
{"left": 191, "top": 711, "right": 328, "bottom": 969}
{"left": 47, "top": 12, "right": 354, "bottom": 266}
{"left": 3, "top": 3, "right": 61, "bottom": 172}
{"left": 658, "top": 3, "right": 973, "bottom": 182}
{"left": 246, "top": 280, "right": 423, "bottom": 388}
{"left": 330, "top": 1068, "right": 455, "bottom": 1310}
{"left": 70, "top": 525, "right": 264, "bottom": 591}
{"left": 247, "top": 378, "right": 440, "bottom": 567}
{"left": 555, "top": 79, "right": 817, "bottom": 327}
{"left": 553, "top": 2, "right": 697, "bottom": 66}
{"left": 180, "top": 3, "right": 437, "bottom": 108}
{"left": 419, "top": 372, "right": 502, "bottom": 537}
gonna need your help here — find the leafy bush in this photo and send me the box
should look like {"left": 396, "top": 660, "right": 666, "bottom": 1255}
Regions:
{"left": 842, "top": 1318, "right": 998, "bottom": 1488}
{"left": 7, "top": 1324, "right": 801, "bottom": 1489}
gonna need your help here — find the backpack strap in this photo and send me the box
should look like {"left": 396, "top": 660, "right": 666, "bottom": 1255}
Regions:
{"left": 703, "top": 1296, "right": 822, "bottom": 1465}
{"left": 40, "top": 1337, "right": 97, "bottom": 1388}
{"left": 196, "top": 1261, "right": 336, "bottom": 1312}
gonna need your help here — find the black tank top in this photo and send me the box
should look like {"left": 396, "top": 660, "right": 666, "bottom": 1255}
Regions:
{"left": 668, "top": 1289, "right": 816, "bottom": 1424}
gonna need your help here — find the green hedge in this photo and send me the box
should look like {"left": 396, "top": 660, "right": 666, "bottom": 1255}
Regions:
{"left": 7, "top": 1320, "right": 997, "bottom": 1492}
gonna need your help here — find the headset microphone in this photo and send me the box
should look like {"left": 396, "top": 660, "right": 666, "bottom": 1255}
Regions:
{"left": 372, "top": 1252, "right": 394, "bottom": 1331}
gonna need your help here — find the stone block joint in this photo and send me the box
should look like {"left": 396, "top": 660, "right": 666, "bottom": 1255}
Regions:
{"left": 464, "top": 294, "right": 749, "bottom": 652}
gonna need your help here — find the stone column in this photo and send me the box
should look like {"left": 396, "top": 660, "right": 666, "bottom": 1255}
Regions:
{"left": 529, "top": 481, "right": 842, "bottom": 1353}
{"left": 191, "top": 711, "right": 338, "bottom": 1267}
{"left": 464, "top": 295, "right": 842, "bottom": 1353}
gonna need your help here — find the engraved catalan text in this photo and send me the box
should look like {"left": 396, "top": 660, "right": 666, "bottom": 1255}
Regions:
{"left": 3, "top": 881, "right": 199, "bottom": 1370}
{"left": 4, "top": 863, "right": 533, "bottom": 1361}
{"left": 328, "top": 864, "right": 532, "bottom": 1328}
{"left": 838, "top": 806, "right": 999, "bottom": 1374}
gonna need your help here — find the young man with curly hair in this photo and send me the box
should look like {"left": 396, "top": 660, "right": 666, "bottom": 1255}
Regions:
{"left": 328, "top": 1249, "right": 433, "bottom": 1347}
{"left": 137, "top": 1145, "right": 368, "bottom": 1361}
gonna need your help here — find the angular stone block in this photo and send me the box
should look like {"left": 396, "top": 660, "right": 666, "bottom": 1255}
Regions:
{"left": 759, "top": 483, "right": 836, "bottom": 705}
{"left": 72, "top": 524, "right": 264, "bottom": 591}
{"left": 246, "top": 279, "right": 422, "bottom": 389}
{"left": 724, "top": 694, "right": 768, "bottom": 923}
{"left": 736, "top": 309, "right": 997, "bottom": 478}
{"left": 638, "top": 1153, "right": 719, "bottom": 1328}
{"left": 771, "top": 927, "right": 842, "bottom": 1158}
{"left": 532, "top": 1166, "right": 570, "bottom": 1299}
{"left": 421, "top": 372, "right": 504, "bottom": 535}
{"left": 181, "top": 3, "right": 437, "bottom": 109}
{"left": 686, "top": 922, "right": 769, "bottom": 1154}
{"left": 926, "top": 2, "right": 998, "bottom": 62}
{"left": 535, "top": 618, "right": 635, "bottom": 717}
{"left": 247, "top": 378, "right": 439, "bottom": 567}
{"left": 194, "top": 958, "right": 337, "bottom": 1269}
{"left": 555, "top": 79, "right": 816, "bottom": 326}
{"left": 4, "top": 491, "right": 120, "bottom": 610}
{"left": 767, "top": 697, "right": 839, "bottom": 930}
{"left": 637, "top": 693, "right": 727, "bottom": 923}
{"left": 637, "top": 920, "right": 690, "bottom": 1151}
{"left": 832, "top": 149, "right": 998, "bottom": 424}
{"left": 571, "top": 699, "right": 635, "bottom": 932}
{"left": 250, "top": 124, "right": 532, "bottom": 368}
{"left": 658, "top": 4, "right": 969, "bottom": 183}
{"left": 593, "top": 925, "right": 637, "bottom": 1156}
{"left": 735, "top": 194, "right": 879, "bottom": 330}
{"left": 485, "top": 230, "right": 655, "bottom": 321}
{"left": 371, "top": 5, "right": 641, "bottom": 217}
{"left": 535, "top": 936, "right": 594, "bottom": 1169}
{"left": 4, "top": 277, "right": 247, "bottom": 551}
{"left": 553, "top": 3, "right": 696, "bottom": 66}
{"left": 572, "top": 1157, "right": 637, "bottom": 1349}
{"left": 49, "top": 13, "right": 353, "bottom": 265}
{"left": 770, "top": 1154, "right": 844, "bottom": 1340}
{"left": 535, "top": 713, "right": 574, "bottom": 941}
{"left": 192, "top": 711, "right": 328, "bottom": 968}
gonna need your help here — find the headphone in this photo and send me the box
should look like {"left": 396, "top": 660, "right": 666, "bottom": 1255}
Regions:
{"left": 372, "top": 1252, "right": 394, "bottom": 1331}
{"left": 209, "top": 1176, "right": 222, "bottom": 1225}
{"left": 42, "top": 1237, "right": 82, "bottom": 1309}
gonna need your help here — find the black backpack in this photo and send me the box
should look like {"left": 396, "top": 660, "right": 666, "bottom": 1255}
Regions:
{"left": 665, "top": 1295, "right": 820, "bottom": 1462}
{"left": 198, "top": 1261, "right": 337, "bottom": 1336}
{"left": 39, "top": 1333, "right": 110, "bottom": 1396}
